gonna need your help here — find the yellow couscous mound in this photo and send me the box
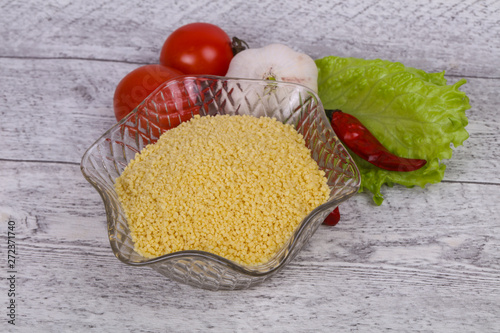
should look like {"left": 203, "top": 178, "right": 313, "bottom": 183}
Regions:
{"left": 115, "top": 115, "right": 330, "bottom": 266}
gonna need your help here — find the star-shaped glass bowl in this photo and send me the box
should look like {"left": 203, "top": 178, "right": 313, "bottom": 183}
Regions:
{"left": 81, "top": 76, "right": 360, "bottom": 290}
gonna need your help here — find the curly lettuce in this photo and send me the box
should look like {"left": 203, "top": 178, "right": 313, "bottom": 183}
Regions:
{"left": 315, "top": 56, "right": 470, "bottom": 205}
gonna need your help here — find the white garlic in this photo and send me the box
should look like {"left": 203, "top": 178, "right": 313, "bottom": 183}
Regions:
{"left": 226, "top": 44, "right": 318, "bottom": 93}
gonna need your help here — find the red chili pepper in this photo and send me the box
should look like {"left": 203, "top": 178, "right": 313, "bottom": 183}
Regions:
{"left": 329, "top": 110, "right": 427, "bottom": 172}
{"left": 323, "top": 207, "right": 340, "bottom": 226}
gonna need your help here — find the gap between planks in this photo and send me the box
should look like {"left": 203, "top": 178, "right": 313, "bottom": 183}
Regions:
{"left": 1, "top": 158, "right": 500, "bottom": 187}
{"left": 0, "top": 55, "right": 499, "bottom": 80}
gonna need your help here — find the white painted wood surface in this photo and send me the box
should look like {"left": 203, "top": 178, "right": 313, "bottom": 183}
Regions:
{"left": 1, "top": 0, "right": 499, "bottom": 332}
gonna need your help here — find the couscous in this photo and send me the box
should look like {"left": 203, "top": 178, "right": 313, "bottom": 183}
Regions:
{"left": 115, "top": 115, "right": 330, "bottom": 266}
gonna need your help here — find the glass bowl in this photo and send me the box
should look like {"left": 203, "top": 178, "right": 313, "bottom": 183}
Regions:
{"left": 81, "top": 76, "right": 361, "bottom": 290}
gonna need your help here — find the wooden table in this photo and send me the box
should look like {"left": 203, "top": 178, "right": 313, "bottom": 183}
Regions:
{"left": 1, "top": 0, "right": 499, "bottom": 332}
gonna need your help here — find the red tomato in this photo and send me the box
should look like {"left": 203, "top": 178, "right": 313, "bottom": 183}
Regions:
{"left": 113, "top": 64, "right": 183, "bottom": 121}
{"left": 159, "top": 23, "right": 233, "bottom": 76}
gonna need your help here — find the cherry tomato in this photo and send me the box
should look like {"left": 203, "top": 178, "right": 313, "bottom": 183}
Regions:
{"left": 113, "top": 64, "right": 183, "bottom": 121}
{"left": 159, "top": 23, "right": 233, "bottom": 76}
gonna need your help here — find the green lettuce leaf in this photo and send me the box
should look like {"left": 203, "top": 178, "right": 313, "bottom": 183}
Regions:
{"left": 315, "top": 56, "right": 470, "bottom": 205}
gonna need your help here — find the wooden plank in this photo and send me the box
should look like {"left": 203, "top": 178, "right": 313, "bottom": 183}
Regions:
{"left": 0, "top": 58, "right": 130, "bottom": 163}
{"left": 11, "top": 247, "right": 500, "bottom": 332}
{"left": 0, "top": 58, "right": 498, "bottom": 184}
{"left": 1, "top": 159, "right": 498, "bottom": 239}
{"left": 0, "top": 0, "right": 499, "bottom": 78}
{"left": 0, "top": 161, "right": 108, "bottom": 245}
{"left": 0, "top": 161, "right": 499, "bottom": 331}
{"left": 2, "top": 160, "right": 498, "bottom": 252}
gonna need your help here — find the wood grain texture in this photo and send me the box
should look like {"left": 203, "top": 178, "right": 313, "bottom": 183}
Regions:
{"left": 1, "top": 0, "right": 499, "bottom": 332}
{"left": 1, "top": 0, "right": 499, "bottom": 77}
{"left": 1, "top": 162, "right": 499, "bottom": 332}
{"left": 1, "top": 58, "right": 498, "bottom": 184}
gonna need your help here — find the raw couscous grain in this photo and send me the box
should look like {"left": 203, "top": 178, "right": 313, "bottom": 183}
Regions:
{"left": 115, "top": 115, "right": 330, "bottom": 266}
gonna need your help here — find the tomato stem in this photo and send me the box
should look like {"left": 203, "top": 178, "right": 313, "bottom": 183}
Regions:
{"left": 231, "top": 37, "right": 249, "bottom": 55}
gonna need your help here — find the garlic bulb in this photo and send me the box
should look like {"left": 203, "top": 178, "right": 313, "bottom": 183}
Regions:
{"left": 225, "top": 44, "right": 318, "bottom": 93}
